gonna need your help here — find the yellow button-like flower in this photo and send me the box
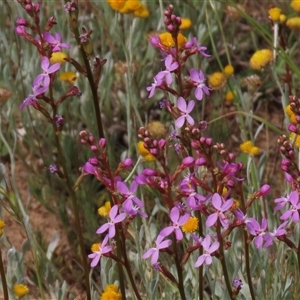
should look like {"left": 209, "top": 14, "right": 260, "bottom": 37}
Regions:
{"left": 268, "top": 7, "right": 281, "bottom": 22}
{"left": 147, "top": 121, "right": 167, "bottom": 139}
{"left": 223, "top": 64, "right": 234, "bottom": 76}
{"left": 101, "top": 284, "right": 122, "bottom": 300}
{"left": 119, "top": 0, "right": 141, "bottom": 13}
{"left": 179, "top": 18, "right": 192, "bottom": 30}
{"left": 291, "top": 0, "right": 300, "bottom": 12}
{"left": 286, "top": 17, "right": 300, "bottom": 29}
{"left": 285, "top": 104, "right": 297, "bottom": 124}
{"left": 133, "top": 3, "right": 149, "bottom": 18}
{"left": 98, "top": 201, "right": 111, "bottom": 217}
{"left": 280, "top": 14, "right": 287, "bottom": 23}
{"left": 137, "top": 141, "right": 156, "bottom": 162}
{"left": 249, "top": 49, "right": 273, "bottom": 70}
{"left": 230, "top": 199, "right": 240, "bottom": 211}
{"left": 224, "top": 91, "right": 234, "bottom": 102}
{"left": 0, "top": 220, "right": 5, "bottom": 230}
{"left": 239, "top": 140, "right": 260, "bottom": 156}
{"left": 290, "top": 132, "right": 300, "bottom": 148}
{"left": 208, "top": 72, "right": 226, "bottom": 89}
{"left": 50, "top": 52, "right": 68, "bottom": 64}
{"left": 14, "top": 284, "right": 29, "bottom": 299}
{"left": 181, "top": 216, "right": 199, "bottom": 233}
{"left": 59, "top": 71, "right": 77, "bottom": 84}
{"left": 159, "top": 32, "right": 186, "bottom": 49}
{"left": 106, "top": 0, "right": 126, "bottom": 11}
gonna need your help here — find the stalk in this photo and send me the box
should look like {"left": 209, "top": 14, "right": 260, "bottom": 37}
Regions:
{"left": 0, "top": 246, "right": 9, "bottom": 300}
{"left": 53, "top": 131, "right": 91, "bottom": 300}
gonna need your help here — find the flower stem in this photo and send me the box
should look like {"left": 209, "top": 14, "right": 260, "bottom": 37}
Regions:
{"left": 0, "top": 246, "right": 8, "bottom": 300}
{"left": 114, "top": 230, "right": 126, "bottom": 299}
{"left": 196, "top": 211, "right": 203, "bottom": 300}
{"left": 53, "top": 131, "right": 91, "bottom": 300}
{"left": 119, "top": 231, "right": 142, "bottom": 300}
{"left": 172, "top": 236, "right": 186, "bottom": 300}
{"left": 243, "top": 230, "right": 256, "bottom": 300}
{"left": 216, "top": 222, "right": 233, "bottom": 299}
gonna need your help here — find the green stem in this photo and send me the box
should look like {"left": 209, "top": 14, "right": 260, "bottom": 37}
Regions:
{"left": 216, "top": 222, "right": 233, "bottom": 299}
{"left": 0, "top": 244, "right": 9, "bottom": 300}
{"left": 172, "top": 235, "right": 186, "bottom": 300}
{"left": 297, "top": 239, "right": 300, "bottom": 276}
{"left": 53, "top": 132, "right": 91, "bottom": 300}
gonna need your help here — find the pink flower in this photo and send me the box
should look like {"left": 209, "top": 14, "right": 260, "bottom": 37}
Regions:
{"left": 206, "top": 193, "right": 233, "bottom": 228}
{"left": 33, "top": 56, "right": 60, "bottom": 88}
{"left": 156, "top": 54, "right": 178, "bottom": 85}
{"left": 96, "top": 205, "right": 126, "bottom": 238}
{"left": 175, "top": 97, "right": 195, "bottom": 128}
{"left": 194, "top": 234, "right": 219, "bottom": 267}
{"left": 142, "top": 235, "right": 172, "bottom": 265}
{"left": 280, "top": 190, "right": 300, "bottom": 223}
{"left": 88, "top": 235, "right": 112, "bottom": 267}
{"left": 159, "top": 206, "right": 190, "bottom": 241}
{"left": 189, "top": 69, "right": 210, "bottom": 101}
{"left": 19, "top": 84, "right": 47, "bottom": 110}
{"left": 43, "top": 32, "right": 71, "bottom": 52}
{"left": 246, "top": 218, "right": 268, "bottom": 248}
{"left": 147, "top": 76, "right": 163, "bottom": 98}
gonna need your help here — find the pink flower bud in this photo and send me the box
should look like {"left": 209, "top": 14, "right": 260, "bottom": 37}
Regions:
{"left": 25, "top": 4, "right": 32, "bottom": 11}
{"left": 159, "top": 139, "right": 166, "bottom": 148}
{"left": 150, "top": 148, "right": 158, "bottom": 155}
{"left": 16, "top": 18, "right": 27, "bottom": 26}
{"left": 79, "top": 130, "right": 88, "bottom": 137}
{"left": 195, "top": 157, "right": 206, "bottom": 166}
{"left": 182, "top": 156, "right": 194, "bottom": 167}
{"left": 91, "top": 145, "right": 97, "bottom": 152}
{"left": 88, "top": 136, "right": 95, "bottom": 143}
{"left": 206, "top": 138, "right": 213, "bottom": 146}
{"left": 15, "top": 26, "right": 26, "bottom": 36}
{"left": 80, "top": 139, "right": 87, "bottom": 144}
{"left": 99, "top": 138, "right": 106, "bottom": 148}
{"left": 122, "top": 158, "right": 132, "bottom": 168}
{"left": 89, "top": 157, "right": 99, "bottom": 166}
{"left": 288, "top": 124, "right": 297, "bottom": 133}
{"left": 259, "top": 184, "right": 270, "bottom": 196}
{"left": 167, "top": 24, "right": 174, "bottom": 32}
{"left": 143, "top": 168, "right": 156, "bottom": 176}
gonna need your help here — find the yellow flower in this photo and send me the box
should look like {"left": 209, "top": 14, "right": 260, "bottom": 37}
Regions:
{"left": 50, "top": 52, "right": 68, "bottom": 64}
{"left": 181, "top": 216, "right": 199, "bottom": 233}
{"left": 179, "top": 18, "right": 192, "bottom": 30}
{"left": 280, "top": 14, "right": 287, "bottom": 23}
{"left": 286, "top": 17, "right": 300, "bottom": 29}
{"left": 106, "top": 0, "right": 126, "bottom": 11}
{"left": 137, "top": 142, "right": 156, "bottom": 161}
{"left": 119, "top": 0, "right": 141, "bottom": 13}
{"left": 285, "top": 105, "right": 297, "bottom": 124}
{"left": 0, "top": 220, "right": 5, "bottom": 230}
{"left": 101, "top": 284, "right": 122, "bottom": 300}
{"left": 91, "top": 243, "right": 101, "bottom": 253}
{"left": 268, "top": 7, "right": 281, "bottom": 22}
{"left": 159, "top": 32, "right": 186, "bottom": 49}
{"left": 249, "top": 49, "right": 273, "bottom": 70}
{"left": 291, "top": 0, "right": 300, "bottom": 12}
{"left": 14, "top": 284, "right": 29, "bottom": 299}
{"left": 239, "top": 140, "right": 260, "bottom": 156}
{"left": 290, "top": 133, "right": 300, "bottom": 148}
{"left": 133, "top": 3, "right": 149, "bottom": 18}
{"left": 59, "top": 71, "right": 77, "bottom": 84}
{"left": 223, "top": 65, "right": 234, "bottom": 76}
{"left": 230, "top": 199, "right": 240, "bottom": 211}
{"left": 224, "top": 91, "right": 234, "bottom": 102}
{"left": 249, "top": 146, "right": 260, "bottom": 156}
{"left": 98, "top": 201, "right": 111, "bottom": 217}
{"left": 208, "top": 72, "right": 226, "bottom": 89}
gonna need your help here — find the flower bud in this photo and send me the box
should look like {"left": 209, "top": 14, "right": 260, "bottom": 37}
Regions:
{"left": 16, "top": 18, "right": 27, "bottom": 26}
{"left": 258, "top": 184, "right": 270, "bottom": 196}
{"left": 122, "top": 158, "right": 133, "bottom": 168}
{"left": 182, "top": 156, "right": 194, "bottom": 167}
{"left": 99, "top": 138, "right": 106, "bottom": 148}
